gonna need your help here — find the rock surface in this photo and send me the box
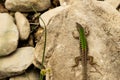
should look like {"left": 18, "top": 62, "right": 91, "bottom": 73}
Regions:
{"left": 34, "top": 0, "right": 120, "bottom": 80}
{"left": 0, "top": 47, "right": 34, "bottom": 79}
{"left": 15, "top": 12, "right": 30, "bottom": 40}
{"left": 39, "top": 5, "right": 70, "bottom": 27}
{"left": 9, "top": 69, "right": 39, "bottom": 80}
{"left": 5, "top": 0, "right": 51, "bottom": 12}
{"left": 0, "top": 13, "right": 18, "bottom": 56}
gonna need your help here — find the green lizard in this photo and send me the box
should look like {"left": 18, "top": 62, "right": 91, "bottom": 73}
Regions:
{"left": 73, "top": 23, "right": 95, "bottom": 80}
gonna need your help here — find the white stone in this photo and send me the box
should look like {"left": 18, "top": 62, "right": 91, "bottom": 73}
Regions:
{"left": 34, "top": 0, "right": 120, "bottom": 80}
{"left": 9, "top": 69, "right": 39, "bottom": 80}
{"left": 0, "top": 13, "right": 18, "bottom": 56}
{"left": 105, "top": 0, "right": 120, "bottom": 8}
{"left": 59, "top": 0, "right": 80, "bottom": 5}
{"left": 15, "top": 12, "right": 30, "bottom": 40}
{"left": 0, "top": 47, "right": 34, "bottom": 79}
{"left": 5, "top": 0, "right": 51, "bottom": 12}
{"left": 39, "top": 5, "right": 70, "bottom": 27}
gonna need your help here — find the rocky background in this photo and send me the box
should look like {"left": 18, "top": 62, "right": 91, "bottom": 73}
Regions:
{"left": 0, "top": 0, "right": 120, "bottom": 80}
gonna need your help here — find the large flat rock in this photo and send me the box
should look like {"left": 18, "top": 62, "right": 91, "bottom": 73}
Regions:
{"left": 34, "top": 0, "right": 120, "bottom": 80}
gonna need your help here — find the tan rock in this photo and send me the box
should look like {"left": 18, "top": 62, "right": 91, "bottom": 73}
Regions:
{"left": 15, "top": 12, "right": 30, "bottom": 40}
{"left": 0, "top": 47, "right": 34, "bottom": 79}
{"left": 34, "top": 0, "right": 120, "bottom": 80}
{"left": 0, "top": 13, "right": 18, "bottom": 56}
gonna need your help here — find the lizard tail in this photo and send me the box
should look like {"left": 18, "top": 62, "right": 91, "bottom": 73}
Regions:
{"left": 82, "top": 65, "right": 87, "bottom": 80}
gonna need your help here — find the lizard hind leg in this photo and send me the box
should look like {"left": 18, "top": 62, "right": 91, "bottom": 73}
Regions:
{"left": 72, "top": 56, "right": 81, "bottom": 68}
{"left": 87, "top": 56, "right": 102, "bottom": 75}
{"left": 87, "top": 56, "right": 100, "bottom": 66}
{"left": 87, "top": 56, "right": 96, "bottom": 65}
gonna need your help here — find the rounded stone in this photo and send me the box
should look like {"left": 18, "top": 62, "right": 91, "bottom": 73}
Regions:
{"left": 5, "top": 0, "right": 51, "bottom": 12}
{"left": 0, "top": 13, "right": 18, "bottom": 56}
{"left": 0, "top": 47, "right": 34, "bottom": 79}
{"left": 15, "top": 12, "right": 30, "bottom": 40}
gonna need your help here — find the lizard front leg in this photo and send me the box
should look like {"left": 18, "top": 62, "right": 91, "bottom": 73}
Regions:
{"left": 72, "top": 26, "right": 89, "bottom": 38}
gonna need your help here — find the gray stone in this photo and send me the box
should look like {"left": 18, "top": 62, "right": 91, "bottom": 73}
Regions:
{"left": 39, "top": 5, "right": 70, "bottom": 27}
{"left": 0, "top": 47, "right": 34, "bottom": 79}
{"left": 15, "top": 12, "right": 30, "bottom": 40}
{"left": 0, "top": 13, "right": 18, "bottom": 56}
{"left": 5, "top": 0, "right": 51, "bottom": 12}
{"left": 9, "top": 69, "right": 39, "bottom": 80}
{"left": 34, "top": 0, "right": 120, "bottom": 80}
